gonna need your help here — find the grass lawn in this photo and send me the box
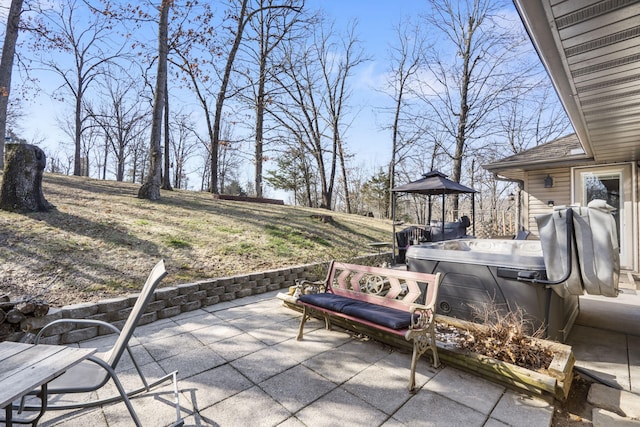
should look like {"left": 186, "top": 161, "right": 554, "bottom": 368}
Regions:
{"left": 0, "top": 172, "right": 392, "bottom": 307}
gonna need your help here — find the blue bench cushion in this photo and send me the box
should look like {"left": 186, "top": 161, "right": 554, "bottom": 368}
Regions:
{"left": 341, "top": 302, "right": 414, "bottom": 330}
{"left": 298, "top": 293, "right": 414, "bottom": 330}
{"left": 298, "top": 293, "right": 358, "bottom": 312}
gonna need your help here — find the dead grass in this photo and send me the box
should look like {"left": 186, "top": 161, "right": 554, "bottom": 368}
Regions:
{"left": 0, "top": 172, "right": 391, "bottom": 307}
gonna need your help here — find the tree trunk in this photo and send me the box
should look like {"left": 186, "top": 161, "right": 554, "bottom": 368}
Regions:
{"left": 0, "top": 144, "right": 54, "bottom": 212}
{"left": 73, "top": 77, "right": 83, "bottom": 176}
{"left": 337, "top": 136, "right": 351, "bottom": 213}
{"left": 0, "top": 0, "right": 24, "bottom": 170}
{"left": 211, "top": 0, "right": 249, "bottom": 195}
{"left": 138, "top": 0, "right": 170, "bottom": 201}
{"left": 254, "top": 60, "right": 265, "bottom": 197}
{"left": 162, "top": 78, "right": 172, "bottom": 190}
{"left": 451, "top": 15, "right": 474, "bottom": 218}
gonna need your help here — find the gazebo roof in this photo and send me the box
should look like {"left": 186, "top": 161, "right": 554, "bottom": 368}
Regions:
{"left": 392, "top": 171, "right": 477, "bottom": 195}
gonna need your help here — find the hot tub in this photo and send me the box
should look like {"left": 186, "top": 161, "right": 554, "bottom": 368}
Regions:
{"left": 406, "top": 239, "right": 579, "bottom": 342}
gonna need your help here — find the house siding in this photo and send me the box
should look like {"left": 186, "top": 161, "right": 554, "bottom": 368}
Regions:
{"left": 525, "top": 168, "right": 572, "bottom": 237}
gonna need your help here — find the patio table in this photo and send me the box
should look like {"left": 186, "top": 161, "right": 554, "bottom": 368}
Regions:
{"left": 368, "top": 241, "right": 393, "bottom": 255}
{"left": 0, "top": 341, "right": 96, "bottom": 426}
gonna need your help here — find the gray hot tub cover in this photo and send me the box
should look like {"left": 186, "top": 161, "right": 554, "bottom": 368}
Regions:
{"left": 536, "top": 199, "right": 619, "bottom": 297}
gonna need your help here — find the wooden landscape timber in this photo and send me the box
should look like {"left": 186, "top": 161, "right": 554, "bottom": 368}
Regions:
{"left": 212, "top": 194, "right": 284, "bottom": 205}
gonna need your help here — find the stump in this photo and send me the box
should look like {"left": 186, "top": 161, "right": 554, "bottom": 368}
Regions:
{"left": 0, "top": 143, "right": 54, "bottom": 212}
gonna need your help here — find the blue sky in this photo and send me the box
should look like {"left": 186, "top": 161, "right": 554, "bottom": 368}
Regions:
{"left": 301, "top": 0, "right": 434, "bottom": 172}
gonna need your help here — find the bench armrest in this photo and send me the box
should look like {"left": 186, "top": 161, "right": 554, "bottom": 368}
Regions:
{"left": 409, "top": 303, "right": 435, "bottom": 330}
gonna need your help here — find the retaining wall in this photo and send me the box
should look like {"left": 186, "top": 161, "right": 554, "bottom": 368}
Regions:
{"left": 23, "top": 254, "right": 389, "bottom": 345}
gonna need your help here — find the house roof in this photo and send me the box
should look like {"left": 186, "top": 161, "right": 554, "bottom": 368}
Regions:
{"left": 483, "top": 133, "right": 592, "bottom": 179}
{"left": 512, "top": 0, "right": 640, "bottom": 165}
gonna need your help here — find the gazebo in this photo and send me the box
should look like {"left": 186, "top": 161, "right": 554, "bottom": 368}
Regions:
{"left": 391, "top": 171, "right": 477, "bottom": 261}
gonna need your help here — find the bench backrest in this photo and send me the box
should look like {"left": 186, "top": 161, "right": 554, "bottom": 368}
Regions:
{"left": 324, "top": 261, "right": 441, "bottom": 312}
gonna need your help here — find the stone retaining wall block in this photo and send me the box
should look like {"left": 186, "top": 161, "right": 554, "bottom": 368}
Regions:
{"left": 168, "top": 295, "right": 188, "bottom": 306}
{"left": 62, "top": 302, "right": 100, "bottom": 318}
{"left": 202, "top": 296, "right": 220, "bottom": 306}
{"left": 181, "top": 301, "right": 201, "bottom": 312}
{"left": 158, "top": 306, "right": 182, "bottom": 319}
{"left": 188, "top": 290, "right": 207, "bottom": 301}
{"left": 208, "top": 286, "right": 225, "bottom": 296}
{"left": 145, "top": 300, "right": 167, "bottom": 313}
{"left": 97, "top": 297, "right": 130, "bottom": 313}
{"left": 154, "top": 287, "right": 180, "bottom": 300}
{"left": 61, "top": 326, "right": 98, "bottom": 344}
{"left": 138, "top": 312, "right": 158, "bottom": 326}
{"left": 236, "top": 289, "right": 252, "bottom": 298}
{"left": 177, "top": 283, "right": 200, "bottom": 295}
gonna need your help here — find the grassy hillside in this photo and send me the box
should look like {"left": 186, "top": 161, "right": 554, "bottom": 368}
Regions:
{"left": 0, "top": 172, "right": 392, "bottom": 307}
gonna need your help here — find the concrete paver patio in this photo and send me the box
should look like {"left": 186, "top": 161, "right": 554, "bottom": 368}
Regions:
{"left": 18, "top": 290, "right": 555, "bottom": 427}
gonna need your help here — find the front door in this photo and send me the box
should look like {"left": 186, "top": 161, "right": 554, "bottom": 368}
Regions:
{"left": 573, "top": 164, "right": 634, "bottom": 270}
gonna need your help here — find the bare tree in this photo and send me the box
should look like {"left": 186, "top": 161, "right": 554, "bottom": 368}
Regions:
{"left": 417, "top": 0, "right": 532, "bottom": 214}
{"left": 497, "top": 81, "right": 571, "bottom": 156}
{"left": 269, "top": 39, "right": 327, "bottom": 206}
{"left": 168, "top": 0, "right": 219, "bottom": 191}
{"left": 206, "top": 0, "right": 303, "bottom": 195}
{"left": 167, "top": 111, "right": 200, "bottom": 189}
{"left": 27, "top": 0, "right": 125, "bottom": 176}
{"left": 138, "top": 0, "right": 170, "bottom": 200}
{"left": 217, "top": 118, "right": 243, "bottom": 194}
{"left": 319, "top": 20, "right": 367, "bottom": 213}
{"left": 0, "top": 0, "right": 24, "bottom": 169}
{"left": 381, "top": 18, "right": 428, "bottom": 218}
{"left": 207, "top": 0, "right": 250, "bottom": 194}
{"left": 269, "top": 17, "right": 365, "bottom": 210}
{"left": 240, "top": 0, "right": 305, "bottom": 197}
{"left": 87, "top": 73, "right": 150, "bottom": 181}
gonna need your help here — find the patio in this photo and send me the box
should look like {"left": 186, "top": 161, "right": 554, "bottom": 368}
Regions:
{"left": 26, "top": 289, "right": 559, "bottom": 427}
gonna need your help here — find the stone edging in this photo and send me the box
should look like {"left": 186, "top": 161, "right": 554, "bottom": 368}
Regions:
{"left": 22, "top": 253, "right": 389, "bottom": 345}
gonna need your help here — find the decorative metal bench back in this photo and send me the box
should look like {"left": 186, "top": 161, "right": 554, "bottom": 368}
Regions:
{"left": 325, "top": 261, "right": 439, "bottom": 311}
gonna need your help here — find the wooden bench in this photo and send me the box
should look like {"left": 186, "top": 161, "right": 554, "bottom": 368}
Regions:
{"left": 294, "top": 261, "right": 442, "bottom": 392}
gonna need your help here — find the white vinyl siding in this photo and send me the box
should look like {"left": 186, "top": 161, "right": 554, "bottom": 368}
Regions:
{"left": 525, "top": 168, "right": 572, "bottom": 237}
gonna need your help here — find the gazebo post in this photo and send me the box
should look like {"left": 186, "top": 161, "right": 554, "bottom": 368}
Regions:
{"left": 472, "top": 194, "right": 476, "bottom": 236}
{"left": 441, "top": 192, "right": 445, "bottom": 241}
{"left": 391, "top": 192, "right": 397, "bottom": 264}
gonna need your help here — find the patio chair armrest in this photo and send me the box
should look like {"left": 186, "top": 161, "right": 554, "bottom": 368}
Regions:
{"left": 35, "top": 319, "right": 121, "bottom": 343}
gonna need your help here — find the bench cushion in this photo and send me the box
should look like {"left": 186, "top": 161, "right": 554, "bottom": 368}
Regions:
{"left": 298, "top": 293, "right": 358, "bottom": 312}
{"left": 341, "top": 302, "right": 414, "bottom": 330}
{"left": 298, "top": 292, "right": 414, "bottom": 330}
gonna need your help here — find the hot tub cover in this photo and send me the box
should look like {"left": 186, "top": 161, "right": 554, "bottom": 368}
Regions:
{"left": 536, "top": 199, "right": 619, "bottom": 297}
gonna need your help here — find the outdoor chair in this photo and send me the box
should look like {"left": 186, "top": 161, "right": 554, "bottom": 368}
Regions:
{"left": 15, "top": 259, "right": 184, "bottom": 427}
